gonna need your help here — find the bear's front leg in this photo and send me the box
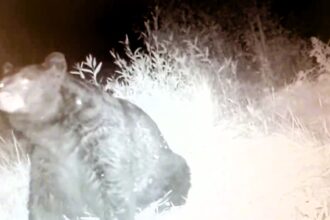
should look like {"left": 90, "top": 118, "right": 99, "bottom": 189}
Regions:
{"left": 28, "top": 149, "right": 85, "bottom": 220}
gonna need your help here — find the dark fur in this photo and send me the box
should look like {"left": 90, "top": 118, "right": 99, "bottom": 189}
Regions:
{"left": 0, "top": 52, "right": 190, "bottom": 220}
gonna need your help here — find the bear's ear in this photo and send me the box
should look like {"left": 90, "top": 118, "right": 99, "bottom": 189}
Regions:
{"left": 44, "top": 52, "right": 67, "bottom": 72}
{"left": 43, "top": 52, "right": 67, "bottom": 82}
{"left": 2, "top": 62, "right": 14, "bottom": 76}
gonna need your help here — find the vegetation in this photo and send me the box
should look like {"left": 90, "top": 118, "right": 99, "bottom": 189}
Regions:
{"left": 2, "top": 2, "right": 330, "bottom": 220}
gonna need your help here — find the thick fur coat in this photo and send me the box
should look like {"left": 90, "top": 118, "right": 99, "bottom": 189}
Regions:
{"left": 0, "top": 52, "right": 191, "bottom": 220}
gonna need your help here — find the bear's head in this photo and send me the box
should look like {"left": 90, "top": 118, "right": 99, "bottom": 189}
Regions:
{"left": 0, "top": 52, "right": 67, "bottom": 121}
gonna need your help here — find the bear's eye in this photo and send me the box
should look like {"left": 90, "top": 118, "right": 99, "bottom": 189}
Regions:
{"left": 0, "top": 76, "right": 15, "bottom": 88}
{"left": 20, "top": 78, "right": 30, "bottom": 85}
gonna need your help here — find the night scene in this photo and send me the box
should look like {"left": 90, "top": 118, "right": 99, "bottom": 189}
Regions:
{"left": 0, "top": 0, "right": 329, "bottom": 220}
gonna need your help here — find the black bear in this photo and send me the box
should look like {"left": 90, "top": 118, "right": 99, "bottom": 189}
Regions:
{"left": 0, "top": 52, "right": 191, "bottom": 220}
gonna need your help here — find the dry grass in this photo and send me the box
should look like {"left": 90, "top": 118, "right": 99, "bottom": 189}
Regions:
{"left": 2, "top": 61, "right": 330, "bottom": 220}
{"left": 1, "top": 3, "right": 330, "bottom": 220}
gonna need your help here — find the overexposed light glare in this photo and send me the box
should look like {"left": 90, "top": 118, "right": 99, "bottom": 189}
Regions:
{"left": 0, "top": 92, "right": 26, "bottom": 113}
{"left": 131, "top": 79, "right": 330, "bottom": 220}
{"left": 0, "top": 152, "right": 29, "bottom": 220}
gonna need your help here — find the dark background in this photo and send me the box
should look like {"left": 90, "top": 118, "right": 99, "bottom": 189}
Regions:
{"left": 0, "top": 0, "right": 154, "bottom": 66}
{"left": 0, "top": 0, "right": 329, "bottom": 67}
{"left": 272, "top": 0, "right": 330, "bottom": 39}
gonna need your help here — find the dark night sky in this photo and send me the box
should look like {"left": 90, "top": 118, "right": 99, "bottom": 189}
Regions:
{"left": 271, "top": 0, "right": 330, "bottom": 39}
{"left": 0, "top": 0, "right": 329, "bottom": 66}
{"left": 0, "top": 0, "right": 153, "bottom": 66}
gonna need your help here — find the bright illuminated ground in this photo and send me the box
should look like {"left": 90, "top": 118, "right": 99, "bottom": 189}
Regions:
{"left": 1, "top": 75, "right": 330, "bottom": 220}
